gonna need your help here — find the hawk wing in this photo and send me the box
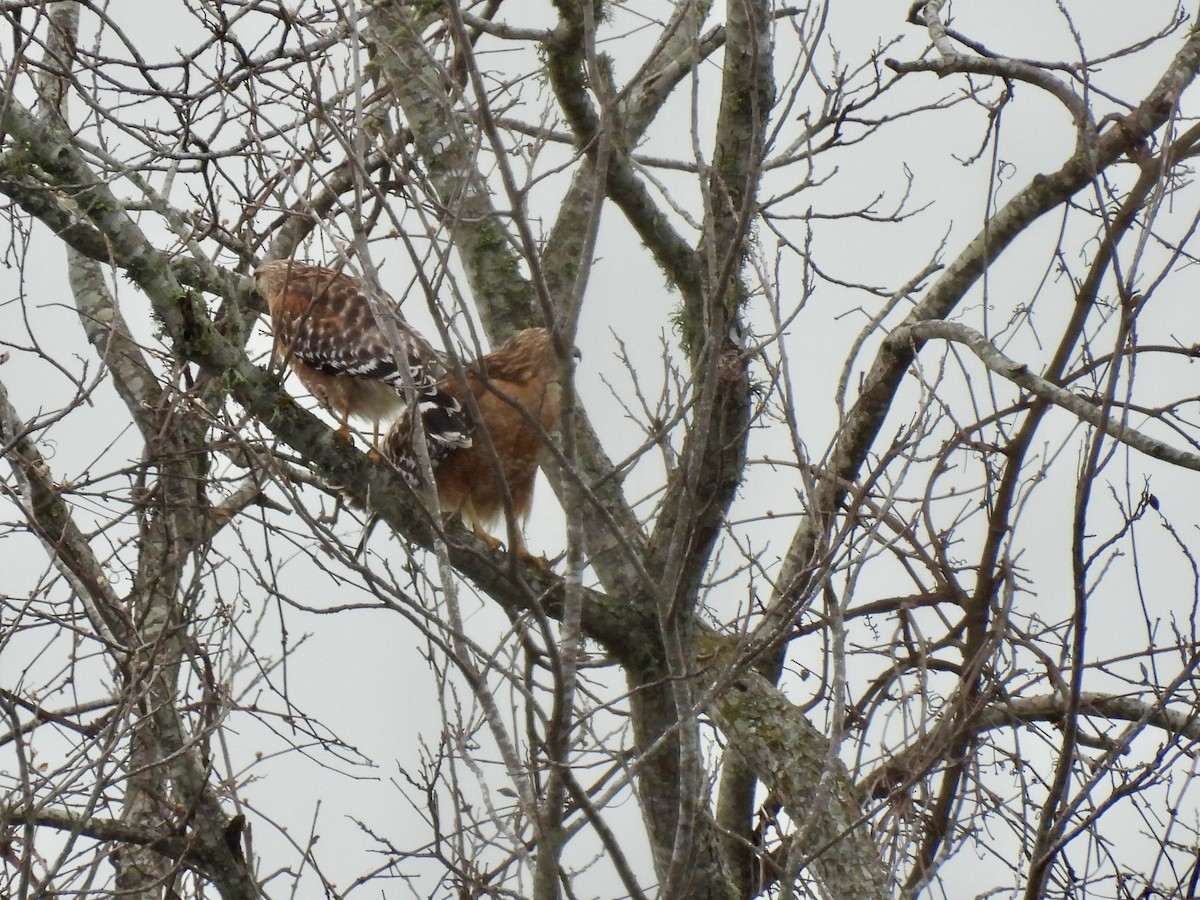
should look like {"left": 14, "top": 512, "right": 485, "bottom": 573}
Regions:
{"left": 257, "top": 260, "right": 441, "bottom": 399}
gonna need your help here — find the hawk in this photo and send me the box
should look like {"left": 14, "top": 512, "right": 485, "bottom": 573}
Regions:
{"left": 256, "top": 260, "right": 450, "bottom": 442}
{"left": 384, "top": 327, "right": 563, "bottom": 566}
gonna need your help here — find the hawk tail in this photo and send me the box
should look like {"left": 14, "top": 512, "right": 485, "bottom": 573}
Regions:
{"left": 385, "top": 387, "right": 473, "bottom": 484}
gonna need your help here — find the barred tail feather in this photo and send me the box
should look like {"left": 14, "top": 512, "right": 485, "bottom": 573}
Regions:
{"left": 384, "top": 387, "right": 472, "bottom": 484}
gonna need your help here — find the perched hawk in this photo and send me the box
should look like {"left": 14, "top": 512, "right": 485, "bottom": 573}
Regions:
{"left": 256, "top": 260, "right": 450, "bottom": 441}
{"left": 385, "top": 327, "right": 563, "bottom": 565}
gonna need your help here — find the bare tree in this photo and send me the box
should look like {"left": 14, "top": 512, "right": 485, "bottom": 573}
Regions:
{"left": 3, "top": 1, "right": 1200, "bottom": 898}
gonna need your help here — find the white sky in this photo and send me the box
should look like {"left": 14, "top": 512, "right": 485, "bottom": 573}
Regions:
{"left": 3, "top": 2, "right": 1200, "bottom": 898}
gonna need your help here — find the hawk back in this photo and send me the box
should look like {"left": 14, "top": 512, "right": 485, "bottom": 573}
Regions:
{"left": 256, "top": 260, "right": 446, "bottom": 427}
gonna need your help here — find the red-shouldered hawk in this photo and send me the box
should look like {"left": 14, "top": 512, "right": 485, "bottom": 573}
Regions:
{"left": 256, "top": 260, "right": 450, "bottom": 442}
{"left": 384, "top": 327, "right": 562, "bottom": 566}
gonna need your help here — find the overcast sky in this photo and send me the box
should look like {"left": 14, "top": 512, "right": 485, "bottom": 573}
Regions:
{"left": 3, "top": 2, "right": 1200, "bottom": 897}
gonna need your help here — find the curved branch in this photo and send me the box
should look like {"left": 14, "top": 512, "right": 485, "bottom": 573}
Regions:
{"left": 0, "top": 377, "right": 133, "bottom": 651}
{"left": 977, "top": 691, "right": 1200, "bottom": 741}
{"left": 887, "top": 54, "right": 1086, "bottom": 123}
{"left": 821, "top": 23, "right": 1200, "bottom": 519}
{"left": 886, "top": 24, "right": 1088, "bottom": 128}
{"left": 901, "top": 319, "right": 1200, "bottom": 471}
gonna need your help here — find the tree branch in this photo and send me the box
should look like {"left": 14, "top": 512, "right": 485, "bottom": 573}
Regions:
{"left": 708, "top": 653, "right": 890, "bottom": 900}
{"left": 820, "top": 22, "right": 1200, "bottom": 519}
{"left": 900, "top": 319, "right": 1200, "bottom": 471}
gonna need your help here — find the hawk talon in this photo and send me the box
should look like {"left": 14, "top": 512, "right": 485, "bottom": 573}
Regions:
{"left": 518, "top": 548, "right": 553, "bottom": 573}
{"left": 472, "top": 522, "right": 505, "bottom": 554}
{"left": 469, "top": 524, "right": 551, "bottom": 572}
